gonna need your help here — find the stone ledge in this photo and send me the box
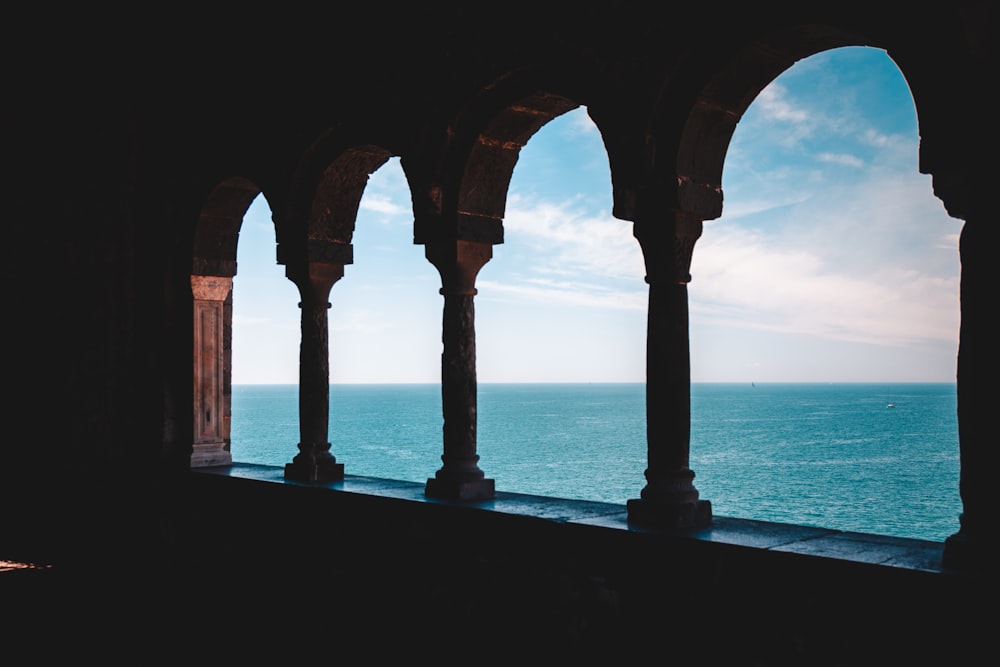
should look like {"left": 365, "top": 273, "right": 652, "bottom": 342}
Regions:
{"left": 195, "top": 461, "right": 951, "bottom": 575}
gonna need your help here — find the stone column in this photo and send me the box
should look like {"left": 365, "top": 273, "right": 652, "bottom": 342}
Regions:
{"left": 191, "top": 275, "right": 233, "bottom": 467}
{"left": 284, "top": 262, "right": 346, "bottom": 482}
{"left": 424, "top": 240, "right": 496, "bottom": 501}
{"left": 626, "top": 215, "right": 712, "bottom": 529}
{"left": 943, "top": 205, "right": 995, "bottom": 572}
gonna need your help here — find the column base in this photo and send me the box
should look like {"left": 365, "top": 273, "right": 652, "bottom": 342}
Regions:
{"left": 284, "top": 460, "right": 345, "bottom": 482}
{"left": 425, "top": 477, "right": 495, "bottom": 502}
{"left": 190, "top": 443, "right": 232, "bottom": 468}
{"left": 626, "top": 498, "right": 712, "bottom": 530}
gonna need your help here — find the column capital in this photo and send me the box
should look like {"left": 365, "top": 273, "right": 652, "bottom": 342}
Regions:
{"left": 633, "top": 213, "right": 703, "bottom": 285}
{"left": 286, "top": 261, "right": 346, "bottom": 305}
{"left": 424, "top": 239, "right": 493, "bottom": 295}
{"left": 190, "top": 275, "right": 233, "bottom": 301}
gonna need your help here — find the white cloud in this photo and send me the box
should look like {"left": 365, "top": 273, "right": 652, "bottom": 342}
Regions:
{"left": 501, "top": 194, "right": 644, "bottom": 281}
{"left": 478, "top": 277, "right": 647, "bottom": 312}
{"left": 816, "top": 152, "right": 865, "bottom": 168}
{"left": 860, "top": 128, "right": 898, "bottom": 148}
{"left": 500, "top": 161, "right": 959, "bottom": 354}
{"left": 690, "top": 220, "right": 959, "bottom": 347}
{"left": 756, "top": 84, "right": 810, "bottom": 124}
{"left": 359, "top": 194, "right": 406, "bottom": 216}
{"left": 714, "top": 193, "right": 811, "bottom": 221}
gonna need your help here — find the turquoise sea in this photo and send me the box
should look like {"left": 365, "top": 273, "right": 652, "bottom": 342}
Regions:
{"left": 230, "top": 382, "right": 961, "bottom": 543}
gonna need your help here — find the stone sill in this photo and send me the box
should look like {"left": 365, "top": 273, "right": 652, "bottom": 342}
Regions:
{"left": 197, "top": 461, "right": 952, "bottom": 576}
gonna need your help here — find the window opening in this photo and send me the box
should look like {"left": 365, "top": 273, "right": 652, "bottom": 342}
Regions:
{"left": 228, "top": 194, "right": 300, "bottom": 465}
{"left": 690, "top": 46, "right": 961, "bottom": 541}
{"left": 477, "top": 106, "right": 647, "bottom": 504}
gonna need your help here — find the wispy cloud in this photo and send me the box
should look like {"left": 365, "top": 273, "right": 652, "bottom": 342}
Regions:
{"left": 478, "top": 277, "right": 647, "bottom": 311}
{"left": 691, "top": 219, "right": 959, "bottom": 347}
{"left": 500, "top": 143, "right": 958, "bottom": 352}
{"left": 359, "top": 194, "right": 406, "bottom": 216}
{"left": 705, "top": 47, "right": 959, "bottom": 356}
{"left": 502, "top": 194, "right": 644, "bottom": 280}
{"left": 755, "top": 83, "right": 810, "bottom": 124}
{"left": 715, "top": 193, "right": 812, "bottom": 221}
{"left": 816, "top": 152, "right": 865, "bottom": 168}
{"left": 497, "top": 124, "right": 959, "bottom": 351}
{"left": 861, "top": 128, "right": 899, "bottom": 149}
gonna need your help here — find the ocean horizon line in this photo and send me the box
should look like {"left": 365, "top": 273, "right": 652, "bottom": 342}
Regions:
{"left": 231, "top": 380, "right": 957, "bottom": 386}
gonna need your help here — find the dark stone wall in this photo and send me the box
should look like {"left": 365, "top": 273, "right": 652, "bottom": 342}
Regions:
{"left": 5, "top": 472, "right": 983, "bottom": 664}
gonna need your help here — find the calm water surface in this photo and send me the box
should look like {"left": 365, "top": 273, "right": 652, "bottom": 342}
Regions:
{"left": 230, "top": 382, "right": 961, "bottom": 542}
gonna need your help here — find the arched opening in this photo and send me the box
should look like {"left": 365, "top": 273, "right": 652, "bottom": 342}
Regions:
{"left": 190, "top": 177, "right": 262, "bottom": 468}
{"left": 324, "top": 156, "right": 443, "bottom": 482}
{"left": 227, "top": 193, "right": 300, "bottom": 465}
{"left": 227, "top": 154, "right": 443, "bottom": 479}
{"left": 689, "top": 46, "right": 961, "bottom": 541}
{"left": 475, "top": 105, "right": 648, "bottom": 503}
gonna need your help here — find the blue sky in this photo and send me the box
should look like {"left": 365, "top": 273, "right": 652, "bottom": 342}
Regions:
{"left": 232, "top": 46, "right": 961, "bottom": 385}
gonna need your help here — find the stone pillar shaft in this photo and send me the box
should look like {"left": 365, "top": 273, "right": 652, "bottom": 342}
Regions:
{"left": 284, "top": 262, "right": 345, "bottom": 482}
{"left": 645, "top": 282, "right": 695, "bottom": 477}
{"left": 944, "top": 212, "right": 995, "bottom": 571}
{"left": 627, "top": 215, "right": 711, "bottom": 529}
{"left": 424, "top": 240, "right": 495, "bottom": 501}
{"left": 191, "top": 275, "right": 233, "bottom": 468}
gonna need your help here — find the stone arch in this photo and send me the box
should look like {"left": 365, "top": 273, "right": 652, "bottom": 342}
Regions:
{"left": 280, "top": 134, "right": 398, "bottom": 273}
{"left": 192, "top": 176, "right": 266, "bottom": 278}
{"left": 659, "top": 27, "right": 895, "bottom": 222}
{"left": 887, "top": 48, "right": 977, "bottom": 221}
{"left": 400, "top": 67, "right": 629, "bottom": 501}
{"left": 631, "top": 30, "right": 967, "bottom": 531}
{"left": 190, "top": 176, "right": 276, "bottom": 468}
{"left": 649, "top": 20, "right": 974, "bottom": 224}
{"left": 457, "top": 92, "right": 578, "bottom": 236}
{"left": 276, "top": 138, "right": 401, "bottom": 481}
{"left": 303, "top": 145, "right": 394, "bottom": 263}
{"left": 411, "top": 64, "right": 623, "bottom": 246}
